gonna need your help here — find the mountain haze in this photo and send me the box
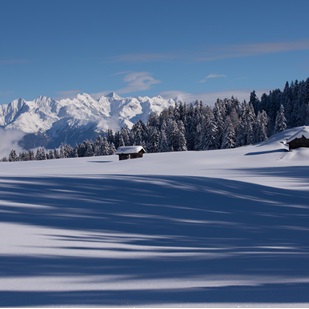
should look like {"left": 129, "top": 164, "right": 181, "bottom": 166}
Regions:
{"left": 0, "top": 93, "right": 176, "bottom": 149}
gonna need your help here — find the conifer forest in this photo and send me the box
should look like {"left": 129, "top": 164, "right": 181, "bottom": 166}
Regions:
{"left": 4, "top": 77, "right": 309, "bottom": 162}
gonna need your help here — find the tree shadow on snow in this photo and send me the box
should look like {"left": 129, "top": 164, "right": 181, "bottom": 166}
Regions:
{"left": 0, "top": 172, "right": 309, "bottom": 306}
{"left": 88, "top": 160, "right": 113, "bottom": 163}
{"left": 245, "top": 148, "right": 288, "bottom": 156}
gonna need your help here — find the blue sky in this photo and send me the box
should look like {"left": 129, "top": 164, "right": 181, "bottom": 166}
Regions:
{"left": 0, "top": 0, "right": 309, "bottom": 104}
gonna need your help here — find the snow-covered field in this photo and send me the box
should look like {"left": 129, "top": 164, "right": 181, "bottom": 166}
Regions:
{"left": 1, "top": 127, "right": 309, "bottom": 307}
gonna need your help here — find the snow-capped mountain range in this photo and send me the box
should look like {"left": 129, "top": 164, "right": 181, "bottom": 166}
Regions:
{"left": 0, "top": 92, "right": 176, "bottom": 149}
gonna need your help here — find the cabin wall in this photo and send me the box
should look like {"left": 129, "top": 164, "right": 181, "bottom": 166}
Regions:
{"left": 119, "top": 154, "right": 130, "bottom": 160}
{"left": 288, "top": 136, "right": 309, "bottom": 150}
{"left": 130, "top": 152, "right": 144, "bottom": 159}
{"left": 118, "top": 150, "right": 145, "bottom": 160}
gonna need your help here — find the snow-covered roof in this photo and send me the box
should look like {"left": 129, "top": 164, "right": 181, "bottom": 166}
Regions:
{"left": 116, "top": 146, "right": 146, "bottom": 155}
{"left": 285, "top": 126, "right": 309, "bottom": 143}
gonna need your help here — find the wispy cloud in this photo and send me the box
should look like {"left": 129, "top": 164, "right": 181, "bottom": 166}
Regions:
{"left": 117, "top": 72, "right": 161, "bottom": 94}
{"left": 0, "top": 59, "right": 29, "bottom": 65}
{"left": 111, "top": 53, "right": 179, "bottom": 63}
{"left": 160, "top": 89, "right": 268, "bottom": 105}
{"left": 110, "top": 39, "right": 309, "bottom": 64}
{"left": 0, "top": 91, "right": 14, "bottom": 103}
{"left": 199, "top": 73, "right": 226, "bottom": 83}
{"left": 90, "top": 91, "right": 113, "bottom": 100}
{"left": 0, "top": 128, "right": 25, "bottom": 158}
{"left": 111, "top": 71, "right": 131, "bottom": 76}
{"left": 55, "top": 72, "right": 161, "bottom": 99}
{"left": 159, "top": 90, "right": 195, "bottom": 103}
{"left": 197, "top": 39, "right": 309, "bottom": 62}
{"left": 56, "top": 89, "right": 81, "bottom": 99}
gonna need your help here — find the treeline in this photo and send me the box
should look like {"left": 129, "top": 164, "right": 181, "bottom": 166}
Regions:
{"left": 3, "top": 138, "right": 117, "bottom": 162}
{"left": 2, "top": 98, "right": 279, "bottom": 162}
{"left": 250, "top": 78, "right": 309, "bottom": 131}
{"left": 3, "top": 77, "right": 307, "bottom": 162}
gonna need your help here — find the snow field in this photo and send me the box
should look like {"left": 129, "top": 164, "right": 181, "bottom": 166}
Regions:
{"left": 1, "top": 127, "right": 309, "bottom": 306}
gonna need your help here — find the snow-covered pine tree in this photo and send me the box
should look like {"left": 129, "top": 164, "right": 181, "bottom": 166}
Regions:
{"left": 94, "top": 136, "right": 104, "bottom": 156}
{"left": 9, "top": 149, "right": 18, "bottom": 162}
{"left": 147, "top": 112, "right": 160, "bottom": 128}
{"left": 59, "top": 144, "right": 65, "bottom": 158}
{"left": 237, "top": 102, "right": 257, "bottom": 146}
{"left": 193, "top": 101, "right": 205, "bottom": 150}
{"left": 221, "top": 116, "right": 236, "bottom": 149}
{"left": 54, "top": 148, "right": 60, "bottom": 159}
{"left": 177, "top": 101, "right": 187, "bottom": 123}
{"left": 213, "top": 99, "right": 225, "bottom": 148}
{"left": 245, "top": 103, "right": 257, "bottom": 145}
{"left": 121, "top": 126, "right": 131, "bottom": 146}
{"left": 173, "top": 102, "right": 180, "bottom": 121}
{"left": 106, "top": 129, "right": 115, "bottom": 145}
{"left": 236, "top": 117, "right": 246, "bottom": 147}
{"left": 73, "top": 145, "right": 79, "bottom": 157}
{"left": 59, "top": 144, "right": 72, "bottom": 158}
{"left": 177, "top": 120, "right": 187, "bottom": 151}
{"left": 147, "top": 126, "right": 159, "bottom": 153}
{"left": 166, "top": 118, "right": 179, "bottom": 151}
{"left": 305, "top": 78, "right": 309, "bottom": 125}
{"left": 28, "top": 150, "right": 35, "bottom": 160}
{"left": 305, "top": 103, "right": 309, "bottom": 126}
{"left": 18, "top": 151, "right": 30, "bottom": 161}
{"left": 100, "top": 137, "right": 111, "bottom": 155}
{"left": 48, "top": 150, "right": 55, "bottom": 160}
{"left": 35, "top": 148, "right": 47, "bottom": 160}
{"left": 249, "top": 90, "right": 260, "bottom": 114}
{"left": 199, "top": 107, "right": 219, "bottom": 150}
{"left": 274, "top": 104, "right": 287, "bottom": 133}
{"left": 109, "top": 142, "right": 116, "bottom": 155}
{"left": 84, "top": 140, "right": 94, "bottom": 157}
{"left": 255, "top": 110, "right": 268, "bottom": 142}
{"left": 131, "top": 120, "right": 147, "bottom": 148}
{"left": 184, "top": 103, "right": 196, "bottom": 150}
{"left": 114, "top": 131, "right": 125, "bottom": 148}
{"left": 158, "top": 130, "right": 169, "bottom": 152}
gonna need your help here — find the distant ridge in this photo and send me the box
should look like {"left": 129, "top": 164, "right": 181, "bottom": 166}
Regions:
{"left": 0, "top": 93, "right": 177, "bottom": 149}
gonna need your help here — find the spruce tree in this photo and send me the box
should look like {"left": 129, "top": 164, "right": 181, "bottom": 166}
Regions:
{"left": 9, "top": 149, "right": 18, "bottom": 162}
{"left": 213, "top": 99, "right": 225, "bottom": 148}
{"left": 275, "top": 104, "right": 287, "bottom": 133}
{"left": 121, "top": 126, "right": 131, "bottom": 146}
{"left": 84, "top": 140, "right": 94, "bottom": 157}
{"left": 255, "top": 110, "right": 268, "bottom": 142}
{"left": 48, "top": 150, "right": 55, "bottom": 159}
{"left": 147, "top": 127, "right": 159, "bottom": 153}
{"left": 236, "top": 118, "right": 246, "bottom": 147}
{"left": 101, "top": 137, "right": 110, "bottom": 155}
{"left": 109, "top": 142, "right": 116, "bottom": 155}
{"left": 166, "top": 119, "right": 179, "bottom": 151}
{"left": 177, "top": 120, "right": 187, "bottom": 151}
{"left": 221, "top": 116, "right": 236, "bottom": 149}
{"left": 35, "top": 148, "right": 47, "bottom": 160}
{"left": 199, "top": 108, "right": 219, "bottom": 150}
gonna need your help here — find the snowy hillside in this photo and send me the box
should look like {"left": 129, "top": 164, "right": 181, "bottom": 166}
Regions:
{"left": 1, "top": 127, "right": 309, "bottom": 306}
{"left": 0, "top": 93, "right": 176, "bottom": 148}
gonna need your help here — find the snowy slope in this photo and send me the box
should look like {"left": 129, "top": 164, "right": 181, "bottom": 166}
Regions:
{"left": 1, "top": 127, "right": 309, "bottom": 306}
{"left": 0, "top": 93, "right": 176, "bottom": 148}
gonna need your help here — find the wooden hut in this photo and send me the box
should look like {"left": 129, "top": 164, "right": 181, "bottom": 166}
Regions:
{"left": 284, "top": 127, "right": 309, "bottom": 151}
{"left": 116, "top": 146, "right": 146, "bottom": 161}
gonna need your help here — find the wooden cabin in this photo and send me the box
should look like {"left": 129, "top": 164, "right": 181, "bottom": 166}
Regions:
{"left": 116, "top": 146, "right": 146, "bottom": 161}
{"left": 284, "top": 127, "right": 309, "bottom": 151}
